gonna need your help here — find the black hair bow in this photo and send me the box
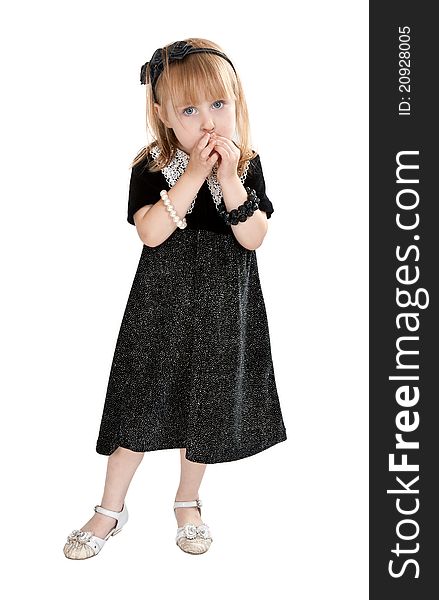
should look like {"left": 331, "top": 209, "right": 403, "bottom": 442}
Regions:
{"left": 140, "top": 41, "right": 236, "bottom": 103}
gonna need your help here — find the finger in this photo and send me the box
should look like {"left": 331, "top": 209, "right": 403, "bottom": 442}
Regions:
{"left": 199, "top": 132, "right": 211, "bottom": 148}
{"left": 212, "top": 134, "right": 232, "bottom": 144}
{"left": 214, "top": 145, "right": 230, "bottom": 159}
{"left": 201, "top": 138, "right": 217, "bottom": 158}
{"left": 213, "top": 140, "right": 232, "bottom": 152}
{"left": 213, "top": 137, "right": 235, "bottom": 154}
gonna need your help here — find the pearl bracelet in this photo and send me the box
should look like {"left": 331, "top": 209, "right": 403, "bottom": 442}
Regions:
{"left": 160, "top": 189, "right": 187, "bottom": 229}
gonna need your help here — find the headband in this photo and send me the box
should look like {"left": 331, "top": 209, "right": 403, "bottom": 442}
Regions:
{"left": 140, "top": 40, "right": 237, "bottom": 103}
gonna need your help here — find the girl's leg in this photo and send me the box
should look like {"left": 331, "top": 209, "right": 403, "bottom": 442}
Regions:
{"left": 79, "top": 447, "right": 144, "bottom": 538}
{"left": 174, "top": 448, "right": 207, "bottom": 527}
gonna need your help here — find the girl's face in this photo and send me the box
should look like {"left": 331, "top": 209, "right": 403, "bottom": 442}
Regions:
{"left": 154, "top": 96, "right": 236, "bottom": 155}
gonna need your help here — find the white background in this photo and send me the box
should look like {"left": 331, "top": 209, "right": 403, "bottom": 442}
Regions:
{"left": 0, "top": 1, "right": 368, "bottom": 597}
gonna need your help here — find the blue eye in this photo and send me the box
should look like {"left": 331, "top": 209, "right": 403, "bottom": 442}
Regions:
{"left": 183, "top": 106, "right": 195, "bottom": 116}
{"left": 182, "top": 100, "right": 225, "bottom": 116}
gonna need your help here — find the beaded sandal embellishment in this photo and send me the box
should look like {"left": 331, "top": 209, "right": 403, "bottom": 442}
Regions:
{"left": 174, "top": 498, "right": 213, "bottom": 554}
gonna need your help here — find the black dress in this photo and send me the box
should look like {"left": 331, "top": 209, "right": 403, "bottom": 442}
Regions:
{"left": 95, "top": 147, "right": 287, "bottom": 463}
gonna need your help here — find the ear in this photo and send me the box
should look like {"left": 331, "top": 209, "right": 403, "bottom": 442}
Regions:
{"left": 154, "top": 102, "right": 171, "bottom": 128}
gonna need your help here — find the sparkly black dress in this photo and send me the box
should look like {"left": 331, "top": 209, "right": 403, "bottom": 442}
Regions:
{"left": 95, "top": 146, "right": 287, "bottom": 463}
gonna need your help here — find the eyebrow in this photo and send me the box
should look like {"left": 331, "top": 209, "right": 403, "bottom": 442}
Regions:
{"left": 177, "top": 99, "right": 223, "bottom": 109}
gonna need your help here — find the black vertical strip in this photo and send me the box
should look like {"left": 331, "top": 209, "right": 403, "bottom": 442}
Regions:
{"left": 370, "top": 3, "right": 438, "bottom": 598}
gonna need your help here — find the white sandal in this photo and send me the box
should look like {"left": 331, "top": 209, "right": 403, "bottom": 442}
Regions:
{"left": 174, "top": 498, "right": 213, "bottom": 554}
{"left": 63, "top": 503, "right": 129, "bottom": 560}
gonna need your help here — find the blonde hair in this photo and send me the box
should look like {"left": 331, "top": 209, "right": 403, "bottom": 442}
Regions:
{"left": 130, "top": 37, "right": 257, "bottom": 176}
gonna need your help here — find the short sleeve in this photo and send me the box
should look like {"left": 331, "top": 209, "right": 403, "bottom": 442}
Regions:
{"left": 127, "top": 160, "right": 164, "bottom": 225}
{"left": 246, "top": 153, "right": 274, "bottom": 219}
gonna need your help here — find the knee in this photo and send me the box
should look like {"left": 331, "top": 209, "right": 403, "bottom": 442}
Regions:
{"left": 111, "top": 447, "right": 145, "bottom": 461}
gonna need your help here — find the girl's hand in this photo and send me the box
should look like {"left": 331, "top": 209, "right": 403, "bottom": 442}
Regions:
{"left": 186, "top": 132, "right": 220, "bottom": 181}
{"left": 210, "top": 134, "right": 240, "bottom": 184}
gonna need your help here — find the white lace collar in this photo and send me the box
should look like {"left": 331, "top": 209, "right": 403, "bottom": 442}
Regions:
{"left": 149, "top": 144, "right": 250, "bottom": 215}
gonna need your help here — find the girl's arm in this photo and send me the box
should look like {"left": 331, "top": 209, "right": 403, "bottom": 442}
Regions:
{"left": 133, "top": 171, "right": 205, "bottom": 247}
{"left": 220, "top": 176, "right": 269, "bottom": 250}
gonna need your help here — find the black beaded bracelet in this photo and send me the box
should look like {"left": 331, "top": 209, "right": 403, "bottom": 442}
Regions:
{"left": 217, "top": 187, "right": 261, "bottom": 226}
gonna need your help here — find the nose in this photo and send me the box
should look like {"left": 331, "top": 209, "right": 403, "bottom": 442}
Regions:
{"left": 201, "top": 116, "right": 215, "bottom": 134}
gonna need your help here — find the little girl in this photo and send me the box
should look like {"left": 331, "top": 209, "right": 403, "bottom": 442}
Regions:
{"left": 63, "top": 37, "right": 287, "bottom": 560}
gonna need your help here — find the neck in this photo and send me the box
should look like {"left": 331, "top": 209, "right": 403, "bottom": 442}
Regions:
{"left": 175, "top": 144, "right": 189, "bottom": 156}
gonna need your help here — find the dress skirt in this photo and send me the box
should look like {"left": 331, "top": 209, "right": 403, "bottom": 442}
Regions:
{"left": 95, "top": 227, "right": 287, "bottom": 463}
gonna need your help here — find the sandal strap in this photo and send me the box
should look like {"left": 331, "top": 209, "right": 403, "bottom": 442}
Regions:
{"left": 94, "top": 504, "right": 124, "bottom": 519}
{"left": 173, "top": 499, "right": 202, "bottom": 510}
